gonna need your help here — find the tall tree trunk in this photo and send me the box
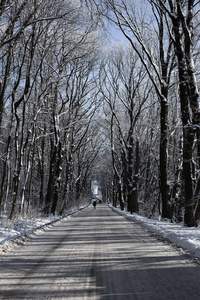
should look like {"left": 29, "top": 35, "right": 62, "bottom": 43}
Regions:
{"left": 171, "top": 7, "right": 197, "bottom": 226}
{"left": 127, "top": 133, "right": 139, "bottom": 213}
{"left": 134, "top": 140, "right": 140, "bottom": 211}
{"left": 0, "top": 104, "right": 13, "bottom": 215}
{"left": 20, "top": 121, "right": 36, "bottom": 215}
{"left": 44, "top": 140, "right": 56, "bottom": 215}
{"left": 51, "top": 141, "right": 63, "bottom": 215}
{"left": 0, "top": 48, "right": 12, "bottom": 129}
{"left": 160, "top": 93, "right": 170, "bottom": 218}
{"left": 9, "top": 102, "right": 26, "bottom": 219}
{"left": 39, "top": 137, "right": 45, "bottom": 206}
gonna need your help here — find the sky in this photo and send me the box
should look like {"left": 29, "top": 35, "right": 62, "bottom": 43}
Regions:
{"left": 1, "top": 204, "right": 200, "bottom": 262}
{"left": 109, "top": 25, "right": 129, "bottom": 45}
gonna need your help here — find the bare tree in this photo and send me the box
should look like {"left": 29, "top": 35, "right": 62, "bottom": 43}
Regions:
{"left": 0, "top": 0, "right": 102, "bottom": 218}
{"left": 91, "top": 0, "right": 175, "bottom": 218}
{"left": 99, "top": 46, "right": 151, "bottom": 212}
{"left": 157, "top": 0, "right": 200, "bottom": 226}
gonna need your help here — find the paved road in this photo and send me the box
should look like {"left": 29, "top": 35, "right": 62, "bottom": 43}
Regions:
{"left": 0, "top": 204, "right": 200, "bottom": 299}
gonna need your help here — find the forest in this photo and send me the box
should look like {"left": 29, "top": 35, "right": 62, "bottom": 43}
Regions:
{"left": 0, "top": 0, "right": 199, "bottom": 227}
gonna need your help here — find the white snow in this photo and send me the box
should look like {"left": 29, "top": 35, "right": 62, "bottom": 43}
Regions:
{"left": 0, "top": 214, "right": 61, "bottom": 254}
{"left": 1, "top": 204, "right": 200, "bottom": 261}
{"left": 0, "top": 206, "right": 88, "bottom": 254}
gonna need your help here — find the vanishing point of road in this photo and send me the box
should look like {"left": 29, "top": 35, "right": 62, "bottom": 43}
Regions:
{"left": 0, "top": 204, "right": 200, "bottom": 300}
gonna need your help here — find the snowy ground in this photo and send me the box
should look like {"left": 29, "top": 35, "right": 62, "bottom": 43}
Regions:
{"left": 0, "top": 206, "right": 88, "bottom": 254}
{"left": 1, "top": 204, "right": 200, "bottom": 261}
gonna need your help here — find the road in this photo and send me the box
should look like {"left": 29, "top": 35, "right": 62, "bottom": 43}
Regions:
{"left": 0, "top": 204, "right": 200, "bottom": 300}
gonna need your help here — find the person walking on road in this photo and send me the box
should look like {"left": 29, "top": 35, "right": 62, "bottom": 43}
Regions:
{"left": 93, "top": 200, "right": 97, "bottom": 209}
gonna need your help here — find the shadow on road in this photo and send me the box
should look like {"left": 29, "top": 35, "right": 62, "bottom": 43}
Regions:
{"left": 0, "top": 205, "right": 200, "bottom": 299}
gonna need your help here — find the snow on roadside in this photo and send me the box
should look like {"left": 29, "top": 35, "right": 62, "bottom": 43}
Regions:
{"left": 0, "top": 214, "right": 61, "bottom": 254}
{"left": 0, "top": 205, "right": 89, "bottom": 254}
{"left": 1, "top": 204, "right": 200, "bottom": 261}
{"left": 0, "top": 214, "right": 60, "bottom": 243}
{"left": 112, "top": 206, "right": 200, "bottom": 260}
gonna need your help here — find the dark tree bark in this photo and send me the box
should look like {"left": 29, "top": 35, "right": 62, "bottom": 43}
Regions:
{"left": 44, "top": 140, "right": 56, "bottom": 215}
{"left": 160, "top": 93, "right": 170, "bottom": 218}
{"left": 51, "top": 140, "right": 63, "bottom": 215}
{"left": 168, "top": 0, "right": 198, "bottom": 226}
{"left": 127, "top": 132, "right": 138, "bottom": 213}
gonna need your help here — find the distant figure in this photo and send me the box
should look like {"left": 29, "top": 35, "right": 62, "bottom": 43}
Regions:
{"left": 93, "top": 200, "right": 97, "bottom": 209}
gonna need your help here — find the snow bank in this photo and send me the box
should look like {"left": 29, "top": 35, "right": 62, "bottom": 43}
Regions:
{"left": 0, "top": 205, "right": 89, "bottom": 254}
{"left": 1, "top": 204, "right": 200, "bottom": 261}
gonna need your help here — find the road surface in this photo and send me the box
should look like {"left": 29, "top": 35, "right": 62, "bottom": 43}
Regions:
{"left": 0, "top": 204, "right": 200, "bottom": 299}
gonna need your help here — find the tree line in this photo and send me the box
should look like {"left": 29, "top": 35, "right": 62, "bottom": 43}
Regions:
{"left": 0, "top": 0, "right": 103, "bottom": 218}
{"left": 0, "top": 0, "right": 200, "bottom": 227}
{"left": 92, "top": 0, "right": 200, "bottom": 227}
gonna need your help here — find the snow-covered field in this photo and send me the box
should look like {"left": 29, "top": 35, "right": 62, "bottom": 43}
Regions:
{"left": 1, "top": 204, "right": 200, "bottom": 261}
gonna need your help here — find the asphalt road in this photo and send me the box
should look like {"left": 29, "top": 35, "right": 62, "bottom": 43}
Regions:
{"left": 0, "top": 204, "right": 200, "bottom": 300}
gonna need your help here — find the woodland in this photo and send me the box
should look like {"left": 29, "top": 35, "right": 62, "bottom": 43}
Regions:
{"left": 0, "top": 0, "right": 199, "bottom": 227}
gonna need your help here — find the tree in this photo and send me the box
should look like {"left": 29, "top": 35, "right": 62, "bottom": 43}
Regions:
{"left": 103, "top": 0, "right": 200, "bottom": 226}
{"left": 158, "top": 0, "right": 200, "bottom": 226}
{"left": 96, "top": 0, "right": 175, "bottom": 218}
{"left": 0, "top": 0, "right": 102, "bottom": 218}
{"left": 99, "top": 46, "right": 151, "bottom": 212}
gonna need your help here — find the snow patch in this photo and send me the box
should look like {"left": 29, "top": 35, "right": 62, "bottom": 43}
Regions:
{"left": 0, "top": 205, "right": 89, "bottom": 254}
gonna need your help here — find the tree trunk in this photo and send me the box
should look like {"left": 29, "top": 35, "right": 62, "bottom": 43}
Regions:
{"left": 51, "top": 141, "right": 63, "bottom": 215}
{"left": 183, "top": 127, "right": 196, "bottom": 226}
{"left": 44, "top": 140, "right": 56, "bottom": 215}
{"left": 160, "top": 93, "right": 170, "bottom": 218}
{"left": 9, "top": 105, "right": 25, "bottom": 219}
{"left": 0, "top": 48, "right": 11, "bottom": 129}
{"left": 127, "top": 133, "right": 139, "bottom": 213}
{"left": 171, "top": 9, "right": 197, "bottom": 226}
{"left": 118, "top": 180, "right": 124, "bottom": 210}
{"left": 134, "top": 139, "right": 140, "bottom": 210}
{"left": 39, "top": 137, "right": 45, "bottom": 206}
